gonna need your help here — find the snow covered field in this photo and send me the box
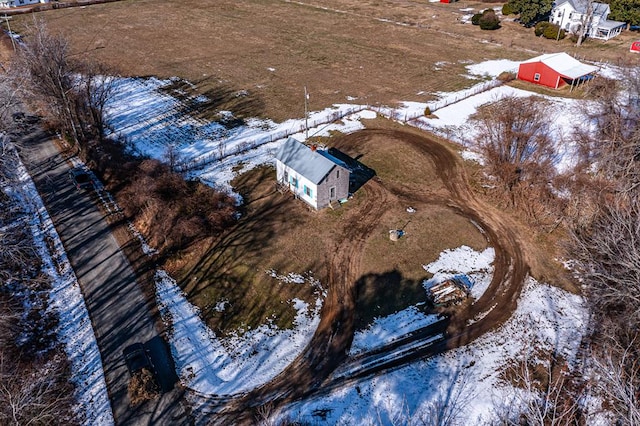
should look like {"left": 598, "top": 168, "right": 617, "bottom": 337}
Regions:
{"left": 155, "top": 270, "right": 325, "bottom": 396}
{"left": 278, "top": 278, "right": 587, "bottom": 425}
{"left": 11, "top": 61, "right": 600, "bottom": 425}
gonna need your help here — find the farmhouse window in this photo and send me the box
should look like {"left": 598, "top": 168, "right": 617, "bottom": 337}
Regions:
{"left": 291, "top": 176, "right": 298, "bottom": 188}
{"left": 336, "top": 170, "right": 340, "bottom": 179}
{"left": 534, "top": 73, "right": 541, "bottom": 82}
{"left": 330, "top": 187, "right": 336, "bottom": 199}
{"left": 304, "top": 185, "right": 312, "bottom": 197}
{"left": 284, "top": 170, "right": 289, "bottom": 183}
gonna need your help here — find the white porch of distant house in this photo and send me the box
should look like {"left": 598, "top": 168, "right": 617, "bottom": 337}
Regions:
{"left": 0, "top": 0, "right": 48, "bottom": 7}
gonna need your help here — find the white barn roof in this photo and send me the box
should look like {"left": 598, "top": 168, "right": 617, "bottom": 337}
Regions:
{"left": 521, "top": 52, "right": 598, "bottom": 79}
{"left": 274, "top": 138, "right": 344, "bottom": 184}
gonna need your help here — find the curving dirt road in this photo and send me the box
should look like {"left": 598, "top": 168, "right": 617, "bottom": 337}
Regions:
{"left": 207, "top": 129, "right": 530, "bottom": 424}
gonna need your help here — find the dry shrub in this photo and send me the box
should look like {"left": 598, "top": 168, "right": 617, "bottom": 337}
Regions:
{"left": 127, "top": 368, "right": 159, "bottom": 406}
{"left": 497, "top": 71, "right": 515, "bottom": 82}
{"left": 118, "top": 159, "right": 237, "bottom": 255}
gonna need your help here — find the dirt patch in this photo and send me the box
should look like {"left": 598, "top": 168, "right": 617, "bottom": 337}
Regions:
{"left": 171, "top": 118, "right": 489, "bottom": 338}
{"left": 204, "top": 125, "right": 532, "bottom": 425}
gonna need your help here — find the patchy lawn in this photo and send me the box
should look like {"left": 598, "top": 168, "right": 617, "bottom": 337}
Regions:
{"left": 170, "top": 120, "right": 487, "bottom": 336}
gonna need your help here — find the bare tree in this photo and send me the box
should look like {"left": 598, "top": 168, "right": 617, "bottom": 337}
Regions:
{"left": 576, "top": 0, "right": 595, "bottom": 46}
{"left": 567, "top": 63, "right": 640, "bottom": 425}
{"left": 493, "top": 351, "right": 583, "bottom": 426}
{"left": 13, "top": 19, "right": 82, "bottom": 144}
{"left": 573, "top": 70, "right": 640, "bottom": 194}
{"left": 0, "top": 349, "right": 78, "bottom": 426}
{"left": 571, "top": 200, "right": 640, "bottom": 326}
{"left": 590, "top": 333, "right": 640, "bottom": 425}
{"left": 569, "top": 69, "right": 640, "bottom": 320}
{"left": 78, "top": 61, "right": 117, "bottom": 141}
{"left": 470, "top": 96, "right": 559, "bottom": 226}
{"left": 163, "top": 144, "right": 182, "bottom": 172}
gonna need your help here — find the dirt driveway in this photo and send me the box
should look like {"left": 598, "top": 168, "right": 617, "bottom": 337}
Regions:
{"left": 199, "top": 128, "right": 530, "bottom": 424}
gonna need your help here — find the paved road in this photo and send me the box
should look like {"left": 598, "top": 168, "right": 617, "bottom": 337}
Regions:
{"left": 17, "top": 126, "right": 191, "bottom": 425}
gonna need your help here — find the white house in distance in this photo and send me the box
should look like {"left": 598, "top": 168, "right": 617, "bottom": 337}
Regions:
{"left": 0, "top": 0, "right": 48, "bottom": 7}
{"left": 550, "top": 0, "right": 626, "bottom": 40}
{"left": 274, "top": 138, "right": 350, "bottom": 210}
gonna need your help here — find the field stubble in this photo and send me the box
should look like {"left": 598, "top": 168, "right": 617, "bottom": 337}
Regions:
{"left": 10, "top": 0, "right": 619, "bottom": 122}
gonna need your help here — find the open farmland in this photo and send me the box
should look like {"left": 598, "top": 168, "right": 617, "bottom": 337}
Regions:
{"left": 11, "top": 0, "right": 637, "bottom": 123}
{"left": 170, "top": 119, "right": 488, "bottom": 337}
{"left": 2, "top": 0, "right": 620, "bottom": 422}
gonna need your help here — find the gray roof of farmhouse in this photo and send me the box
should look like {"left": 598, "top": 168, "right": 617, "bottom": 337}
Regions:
{"left": 562, "top": 0, "right": 610, "bottom": 16}
{"left": 275, "top": 138, "right": 347, "bottom": 184}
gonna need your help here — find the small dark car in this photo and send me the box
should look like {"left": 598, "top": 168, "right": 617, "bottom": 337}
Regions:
{"left": 123, "top": 343, "right": 159, "bottom": 405}
{"left": 68, "top": 167, "right": 93, "bottom": 191}
{"left": 123, "top": 343, "right": 154, "bottom": 375}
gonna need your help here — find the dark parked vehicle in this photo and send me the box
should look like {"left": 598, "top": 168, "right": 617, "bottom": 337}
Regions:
{"left": 68, "top": 167, "right": 93, "bottom": 191}
{"left": 123, "top": 343, "right": 153, "bottom": 375}
{"left": 122, "top": 343, "right": 159, "bottom": 405}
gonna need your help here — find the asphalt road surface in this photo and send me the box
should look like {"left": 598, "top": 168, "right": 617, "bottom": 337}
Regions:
{"left": 17, "top": 125, "right": 191, "bottom": 425}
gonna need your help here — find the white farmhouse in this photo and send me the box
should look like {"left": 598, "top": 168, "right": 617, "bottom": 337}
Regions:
{"left": 274, "top": 138, "right": 350, "bottom": 210}
{"left": 0, "top": 0, "right": 48, "bottom": 7}
{"left": 550, "top": 0, "right": 626, "bottom": 40}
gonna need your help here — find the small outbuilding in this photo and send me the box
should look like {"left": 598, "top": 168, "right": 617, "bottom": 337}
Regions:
{"left": 517, "top": 52, "right": 598, "bottom": 90}
{"left": 274, "top": 138, "right": 350, "bottom": 210}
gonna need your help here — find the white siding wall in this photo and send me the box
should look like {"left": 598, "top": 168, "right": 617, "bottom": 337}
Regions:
{"left": 276, "top": 160, "right": 319, "bottom": 209}
{"left": 550, "top": 2, "right": 614, "bottom": 38}
{"left": 551, "top": 3, "right": 579, "bottom": 31}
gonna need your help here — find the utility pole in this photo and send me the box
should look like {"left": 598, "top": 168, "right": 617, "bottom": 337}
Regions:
{"left": 304, "top": 85, "right": 309, "bottom": 140}
{"left": 2, "top": 15, "right": 16, "bottom": 51}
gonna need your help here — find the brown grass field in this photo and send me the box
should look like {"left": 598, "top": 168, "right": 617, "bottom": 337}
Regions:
{"left": 3, "top": 0, "right": 589, "bottom": 333}
{"left": 8, "top": 0, "right": 640, "bottom": 122}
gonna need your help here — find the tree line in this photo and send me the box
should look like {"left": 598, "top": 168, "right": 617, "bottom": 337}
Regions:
{"left": 8, "top": 20, "right": 238, "bottom": 259}
{"left": 0, "top": 20, "right": 238, "bottom": 423}
{"left": 0, "top": 84, "right": 78, "bottom": 424}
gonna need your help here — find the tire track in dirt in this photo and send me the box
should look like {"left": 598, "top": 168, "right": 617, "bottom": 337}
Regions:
{"left": 209, "top": 129, "right": 529, "bottom": 424}
{"left": 212, "top": 178, "right": 389, "bottom": 424}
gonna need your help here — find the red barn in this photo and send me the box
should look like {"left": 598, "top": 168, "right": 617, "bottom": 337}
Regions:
{"left": 517, "top": 52, "right": 598, "bottom": 89}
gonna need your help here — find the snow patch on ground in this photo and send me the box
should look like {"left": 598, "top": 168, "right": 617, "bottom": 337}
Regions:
{"left": 278, "top": 278, "right": 588, "bottom": 425}
{"left": 350, "top": 246, "right": 494, "bottom": 356}
{"left": 104, "top": 58, "right": 616, "bottom": 199}
{"left": 10, "top": 157, "right": 113, "bottom": 425}
{"left": 423, "top": 246, "right": 495, "bottom": 299}
{"left": 349, "top": 305, "right": 440, "bottom": 356}
{"left": 155, "top": 270, "right": 325, "bottom": 396}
